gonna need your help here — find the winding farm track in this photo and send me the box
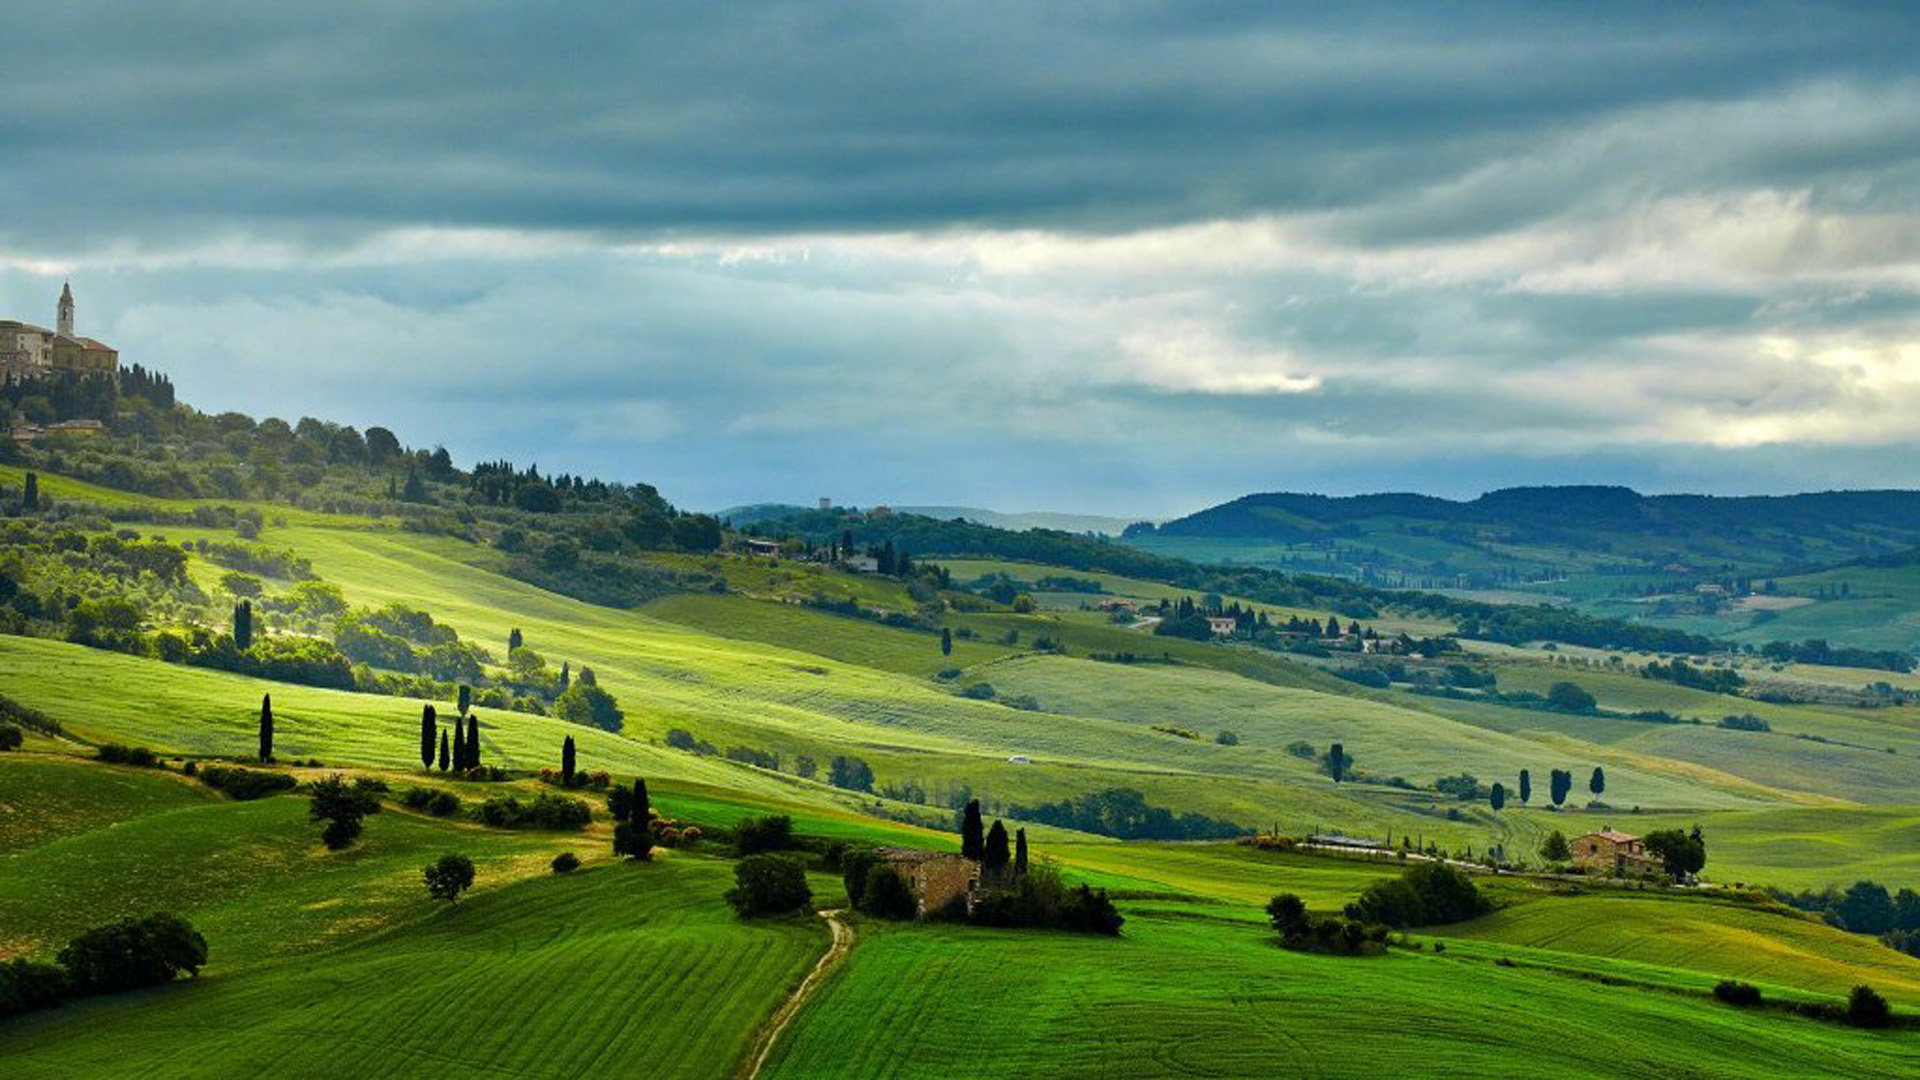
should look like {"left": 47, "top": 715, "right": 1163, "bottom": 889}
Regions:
{"left": 738, "top": 908, "right": 852, "bottom": 1080}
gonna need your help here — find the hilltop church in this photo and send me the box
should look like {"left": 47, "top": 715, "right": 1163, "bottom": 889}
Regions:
{"left": 0, "top": 283, "right": 118, "bottom": 383}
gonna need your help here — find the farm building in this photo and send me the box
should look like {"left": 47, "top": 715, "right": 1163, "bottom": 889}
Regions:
{"left": 742, "top": 538, "right": 781, "bottom": 557}
{"left": 1205, "top": 615, "right": 1239, "bottom": 636}
{"left": 1572, "top": 828, "right": 1664, "bottom": 877}
{"left": 876, "top": 848, "right": 979, "bottom": 917}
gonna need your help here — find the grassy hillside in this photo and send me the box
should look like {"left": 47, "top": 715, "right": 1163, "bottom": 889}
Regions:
{"left": 0, "top": 850, "right": 824, "bottom": 1079}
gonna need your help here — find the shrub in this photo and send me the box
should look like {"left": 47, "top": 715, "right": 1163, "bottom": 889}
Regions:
{"left": 401, "top": 786, "right": 462, "bottom": 817}
{"left": 840, "top": 846, "right": 883, "bottom": 908}
{"left": 0, "top": 958, "right": 69, "bottom": 1019}
{"left": 664, "top": 728, "right": 697, "bottom": 750}
{"left": 726, "top": 853, "right": 812, "bottom": 918}
{"left": 551, "top": 851, "right": 580, "bottom": 874}
{"left": 308, "top": 773, "right": 384, "bottom": 849}
{"left": 861, "top": 862, "right": 918, "bottom": 920}
{"left": 1215, "top": 730, "right": 1240, "bottom": 746}
{"left": 423, "top": 853, "right": 476, "bottom": 902}
{"left": 554, "top": 684, "right": 624, "bottom": 732}
{"left": 733, "top": 814, "right": 795, "bottom": 856}
{"left": 198, "top": 765, "right": 298, "bottom": 801}
{"left": 57, "top": 913, "right": 207, "bottom": 995}
{"left": 473, "top": 793, "right": 591, "bottom": 831}
{"left": 1846, "top": 985, "right": 1892, "bottom": 1028}
{"left": 0, "top": 723, "right": 22, "bottom": 751}
{"left": 1713, "top": 980, "right": 1763, "bottom": 1007}
{"left": 95, "top": 743, "right": 160, "bottom": 767}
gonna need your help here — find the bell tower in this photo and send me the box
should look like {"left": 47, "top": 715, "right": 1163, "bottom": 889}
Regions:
{"left": 57, "top": 282, "right": 74, "bottom": 338}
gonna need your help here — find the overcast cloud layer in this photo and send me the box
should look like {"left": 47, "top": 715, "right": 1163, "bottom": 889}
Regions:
{"left": 3, "top": 2, "right": 1918, "bottom": 515}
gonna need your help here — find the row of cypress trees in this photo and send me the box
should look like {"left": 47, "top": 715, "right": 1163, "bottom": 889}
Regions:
{"left": 959, "top": 798, "right": 1028, "bottom": 880}
{"left": 417, "top": 704, "right": 484, "bottom": 771}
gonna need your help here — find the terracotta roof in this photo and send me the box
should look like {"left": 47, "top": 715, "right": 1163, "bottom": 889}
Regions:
{"left": 1587, "top": 829, "right": 1639, "bottom": 843}
{"left": 875, "top": 847, "right": 970, "bottom": 863}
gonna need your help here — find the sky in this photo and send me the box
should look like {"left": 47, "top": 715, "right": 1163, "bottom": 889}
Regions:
{"left": 3, "top": 3, "right": 1919, "bottom": 518}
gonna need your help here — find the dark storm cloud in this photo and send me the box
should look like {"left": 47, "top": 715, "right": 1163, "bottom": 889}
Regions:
{"left": 4, "top": 2, "right": 1919, "bottom": 250}
{"left": 5, "top": 4, "right": 1920, "bottom": 515}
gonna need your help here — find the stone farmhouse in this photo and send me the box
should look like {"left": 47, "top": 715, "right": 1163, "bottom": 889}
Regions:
{"left": 1, "top": 283, "right": 118, "bottom": 383}
{"left": 876, "top": 847, "right": 980, "bottom": 917}
{"left": 1572, "top": 827, "right": 1664, "bottom": 877}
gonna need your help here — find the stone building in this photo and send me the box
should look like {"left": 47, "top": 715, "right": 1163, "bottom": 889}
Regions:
{"left": 1, "top": 282, "right": 117, "bottom": 383}
{"left": 877, "top": 847, "right": 980, "bottom": 917}
{"left": 1571, "top": 827, "right": 1664, "bottom": 877}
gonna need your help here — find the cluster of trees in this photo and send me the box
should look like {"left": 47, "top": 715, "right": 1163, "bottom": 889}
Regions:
{"left": 1, "top": 912, "right": 207, "bottom": 1021}
{"left": 1345, "top": 862, "right": 1492, "bottom": 928}
{"left": 1642, "top": 658, "right": 1746, "bottom": 694}
{"left": 1265, "top": 893, "right": 1392, "bottom": 956}
{"left": 1008, "top": 787, "right": 1244, "bottom": 841}
{"left": 1760, "top": 638, "right": 1914, "bottom": 674}
{"left": 1772, "top": 880, "right": 1920, "bottom": 954}
{"left": 726, "top": 854, "right": 812, "bottom": 917}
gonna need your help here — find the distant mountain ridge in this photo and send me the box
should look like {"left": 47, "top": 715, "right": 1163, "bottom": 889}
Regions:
{"left": 1153, "top": 486, "right": 1920, "bottom": 539}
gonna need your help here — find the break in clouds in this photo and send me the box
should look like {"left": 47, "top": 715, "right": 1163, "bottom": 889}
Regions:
{"left": 2, "top": 2, "right": 1917, "bottom": 514}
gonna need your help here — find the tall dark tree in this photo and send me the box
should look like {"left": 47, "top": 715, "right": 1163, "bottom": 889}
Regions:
{"left": 465, "top": 714, "right": 482, "bottom": 769}
{"left": 1014, "top": 827, "right": 1028, "bottom": 875}
{"left": 508, "top": 627, "right": 523, "bottom": 653}
{"left": 21, "top": 471, "right": 37, "bottom": 511}
{"left": 614, "top": 777, "right": 653, "bottom": 860}
{"left": 559, "top": 661, "right": 571, "bottom": 694}
{"left": 561, "top": 735, "right": 577, "bottom": 784}
{"left": 983, "top": 820, "right": 1011, "bottom": 877}
{"left": 401, "top": 466, "right": 428, "bottom": 503}
{"left": 1328, "top": 742, "right": 1347, "bottom": 783}
{"left": 1518, "top": 769, "right": 1532, "bottom": 804}
{"left": 257, "top": 694, "right": 274, "bottom": 762}
{"left": 457, "top": 684, "right": 471, "bottom": 717}
{"left": 419, "top": 705, "right": 437, "bottom": 769}
{"left": 940, "top": 627, "right": 953, "bottom": 657}
{"left": 1489, "top": 782, "right": 1506, "bottom": 811}
{"left": 1550, "top": 768, "right": 1572, "bottom": 807}
{"left": 233, "top": 600, "right": 254, "bottom": 650}
{"left": 438, "top": 729, "right": 450, "bottom": 771}
{"left": 961, "top": 799, "right": 984, "bottom": 860}
{"left": 1589, "top": 766, "right": 1606, "bottom": 799}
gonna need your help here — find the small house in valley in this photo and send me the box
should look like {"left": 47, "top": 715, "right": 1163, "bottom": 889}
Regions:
{"left": 1205, "top": 615, "right": 1239, "bottom": 636}
{"left": 876, "top": 847, "right": 979, "bottom": 917}
{"left": 743, "top": 538, "right": 781, "bottom": 557}
{"left": 1572, "top": 827, "right": 1663, "bottom": 877}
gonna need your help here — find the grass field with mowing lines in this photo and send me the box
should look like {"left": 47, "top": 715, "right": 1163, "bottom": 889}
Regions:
{"left": 1445, "top": 890, "right": 1920, "bottom": 1004}
{"left": 0, "top": 853, "right": 824, "bottom": 1080}
{"left": 765, "top": 911, "right": 1916, "bottom": 1079}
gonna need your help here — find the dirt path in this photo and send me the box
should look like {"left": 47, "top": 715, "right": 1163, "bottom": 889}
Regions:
{"left": 738, "top": 908, "right": 852, "bottom": 1080}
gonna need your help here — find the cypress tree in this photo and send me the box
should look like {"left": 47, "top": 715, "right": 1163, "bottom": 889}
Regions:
{"left": 1328, "top": 742, "right": 1346, "bottom": 783}
{"left": 1490, "top": 782, "right": 1506, "bottom": 811}
{"left": 559, "top": 662, "right": 571, "bottom": 694}
{"left": 509, "top": 627, "right": 523, "bottom": 653}
{"left": 257, "top": 694, "right": 273, "bottom": 762}
{"left": 233, "top": 600, "right": 253, "bottom": 650}
{"left": 438, "top": 729, "right": 450, "bottom": 771}
{"left": 466, "top": 714, "right": 482, "bottom": 769}
{"left": 940, "top": 628, "right": 952, "bottom": 657}
{"left": 961, "top": 799, "right": 984, "bottom": 860}
{"left": 634, "top": 777, "right": 649, "bottom": 826}
{"left": 1014, "top": 827, "right": 1028, "bottom": 875}
{"left": 983, "top": 820, "right": 1010, "bottom": 877}
{"left": 21, "top": 472, "right": 37, "bottom": 511}
{"left": 1518, "top": 768, "right": 1532, "bottom": 804}
{"left": 457, "top": 684, "right": 471, "bottom": 717}
{"left": 419, "top": 705, "right": 437, "bottom": 769}
{"left": 1589, "top": 766, "right": 1606, "bottom": 798}
{"left": 562, "top": 735, "right": 577, "bottom": 784}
